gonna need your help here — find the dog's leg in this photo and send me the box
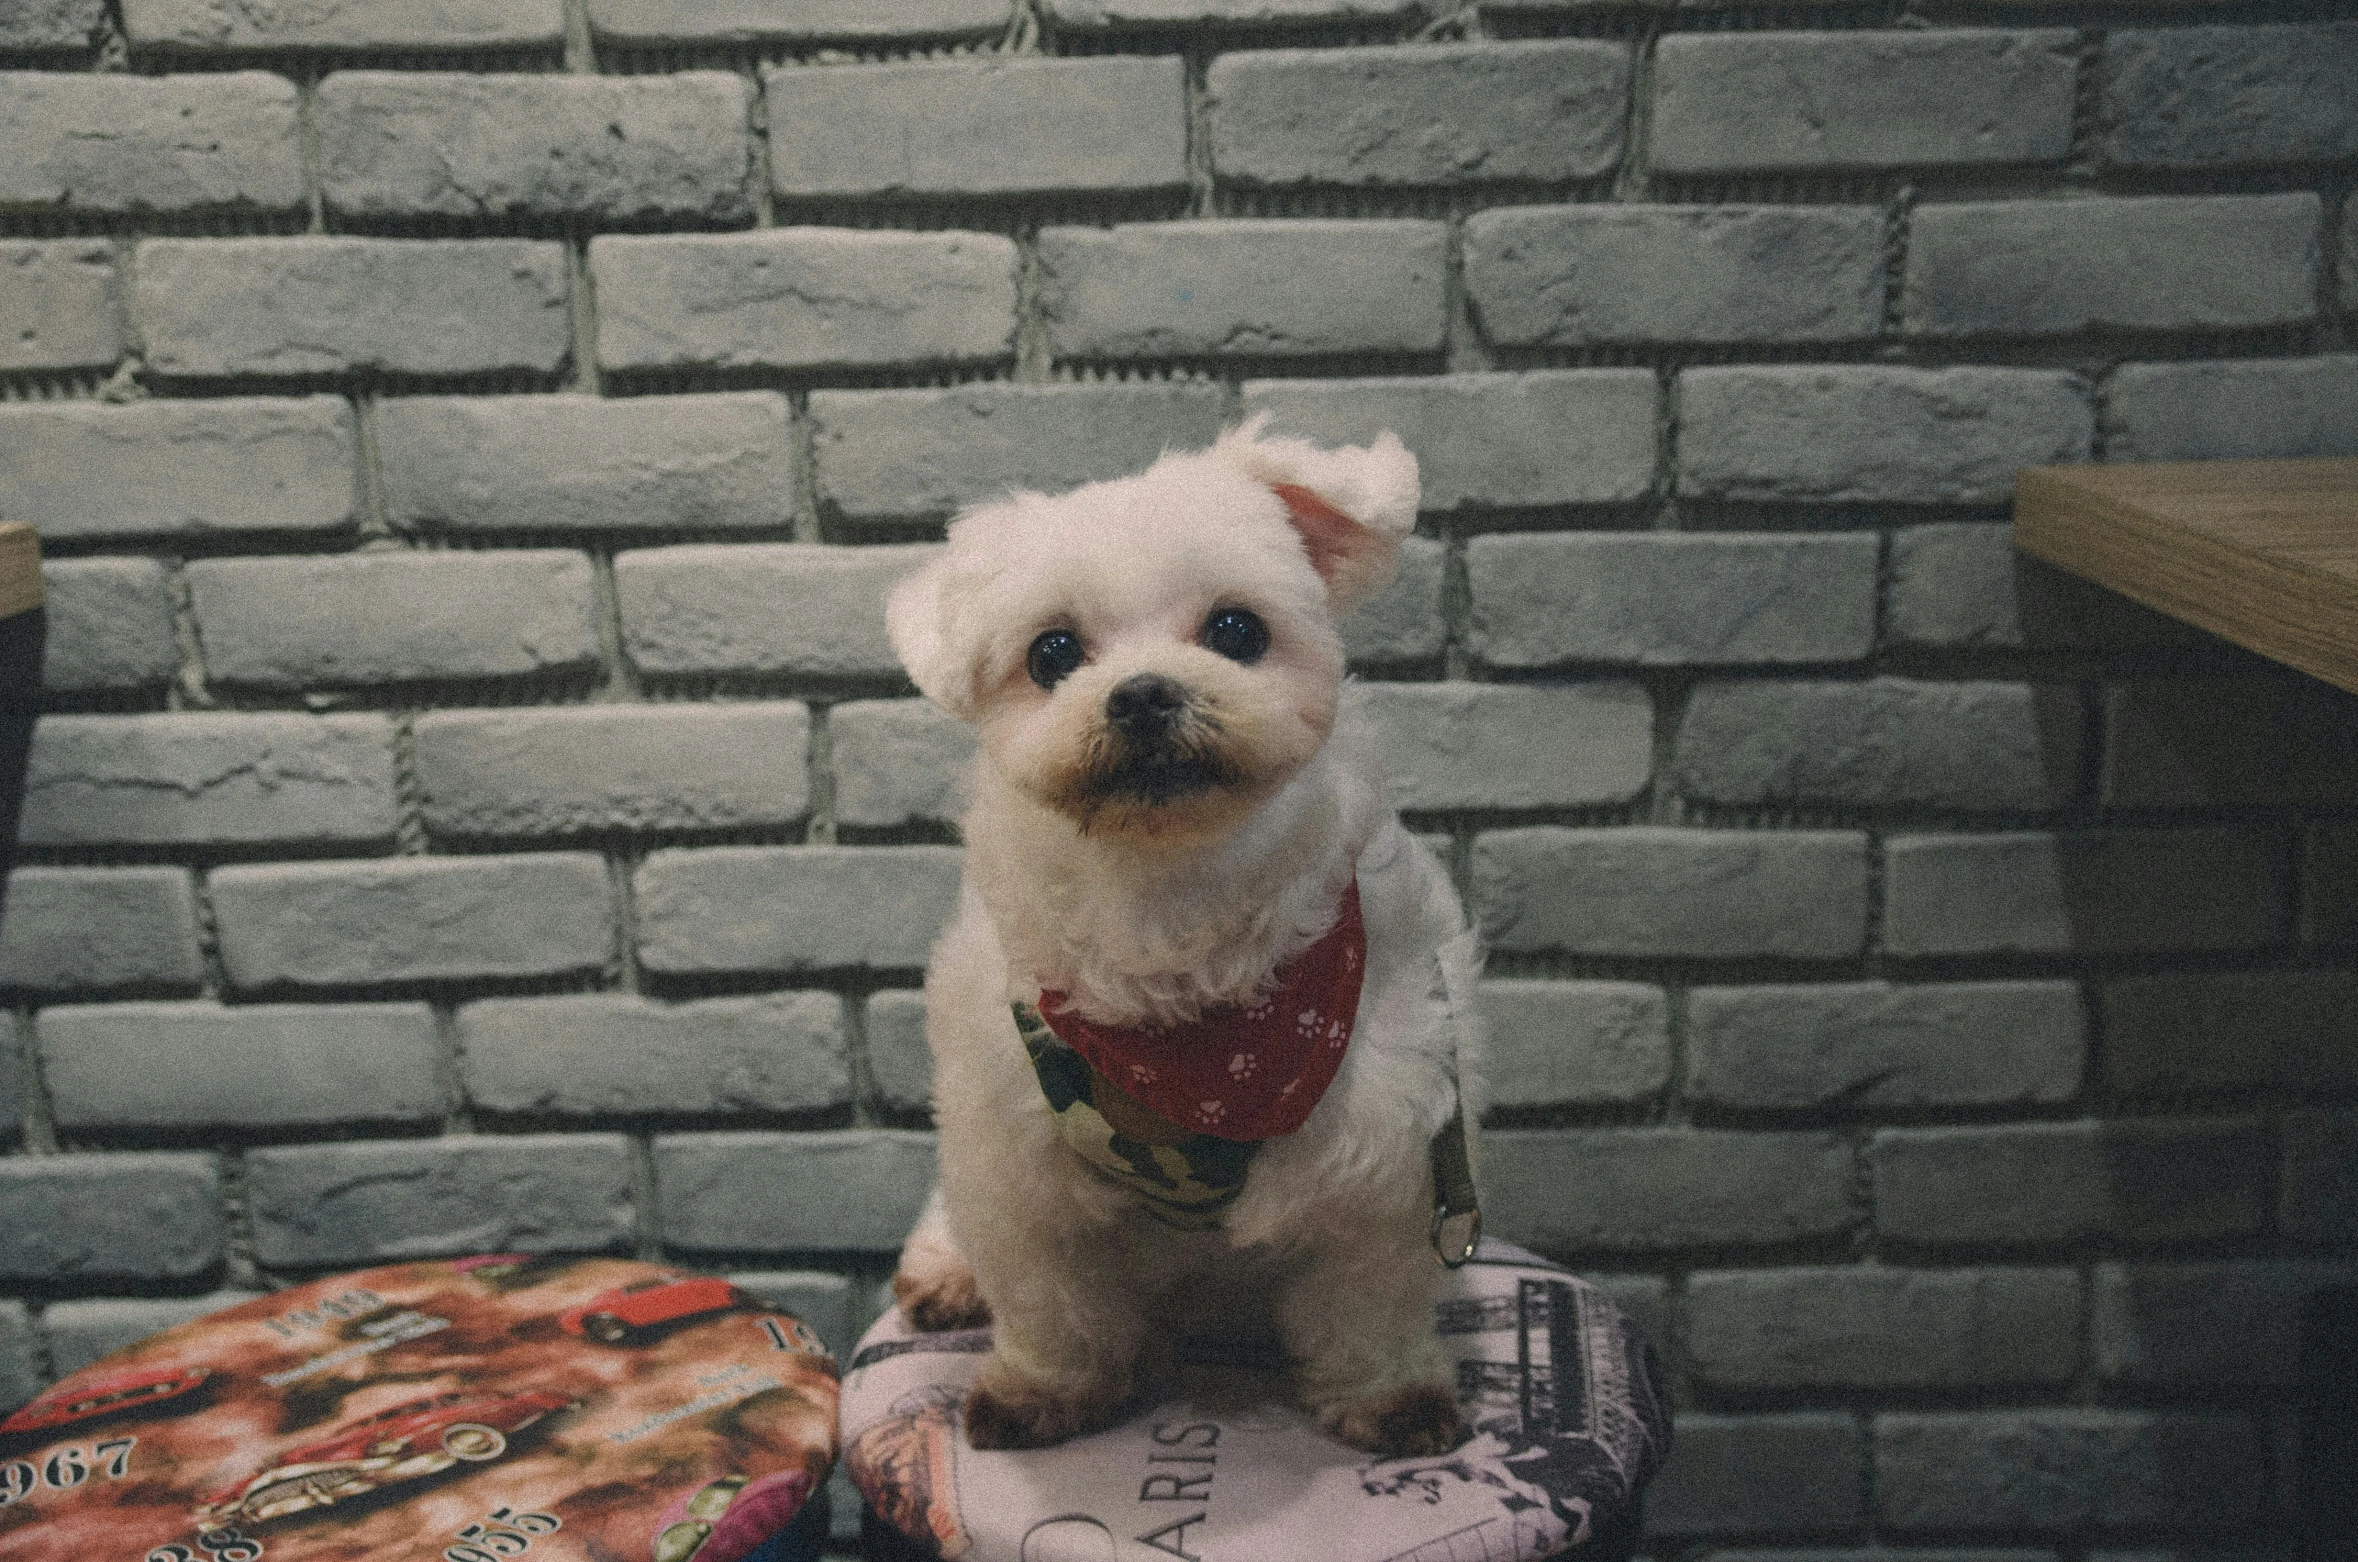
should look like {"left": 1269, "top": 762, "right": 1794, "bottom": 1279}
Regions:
{"left": 892, "top": 1187, "right": 992, "bottom": 1332}
{"left": 1277, "top": 1224, "right": 1462, "bottom": 1459}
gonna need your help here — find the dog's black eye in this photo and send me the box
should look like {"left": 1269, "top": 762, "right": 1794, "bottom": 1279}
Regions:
{"left": 1026, "top": 628, "right": 1086, "bottom": 689}
{"left": 1201, "top": 608, "right": 1269, "bottom": 664}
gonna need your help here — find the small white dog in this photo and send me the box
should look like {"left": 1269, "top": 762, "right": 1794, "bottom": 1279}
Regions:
{"left": 883, "top": 419, "right": 1484, "bottom": 1459}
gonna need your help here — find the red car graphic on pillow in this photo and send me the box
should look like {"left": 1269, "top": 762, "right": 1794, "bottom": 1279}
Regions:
{"left": 0, "top": 1365, "right": 211, "bottom": 1437}
{"left": 191, "top": 1388, "right": 573, "bottom": 1526}
{"left": 560, "top": 1273, "right": 745, "bottom": 1345}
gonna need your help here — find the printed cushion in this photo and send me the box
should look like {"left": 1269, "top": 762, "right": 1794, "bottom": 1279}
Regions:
{"left": 0, "top": 1257, "right": 838, "bottom": 1562}
{"left": 842, "top": 1240, "right": 1669, "bottom": 1561}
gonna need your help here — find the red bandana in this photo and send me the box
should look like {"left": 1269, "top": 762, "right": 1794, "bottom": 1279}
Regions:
{"left": 1035, "top": 881, "right": 1366, "bottom": 1143}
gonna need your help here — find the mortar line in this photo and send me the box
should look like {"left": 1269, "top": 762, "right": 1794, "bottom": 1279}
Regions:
{"left": 806, "top": 703, "right": 838, "bottom": 847}
{"left": 433, "top": 1001, "right": 476, "bottom": 1134}
{"left": 1441, "top": 213, "right": 1492, "bottom": 374}
{"left": 189, "top": 865, "right": 230, "bottom": 1001}
{"left": 391, "top": 709, "right": 430, "bottom": 856}
{"left": 587, "top": 550, "right": 640, "bottom": 701}
{"left": 746, "top": 61, "right": 779, "bottom": 229}
{"left": 295, "top": 68, "right": 328, "bottom": 235}
{"left": 606, "top": 850, "right": 646, "bottom": 995}
{"left": 842, "top": 986, "right": 879, "bottom": 1129}
{"left": 1880, "top": 180, "right": 1913, "bottom": 342}
{"left": 561, "top": 0, "right": 598, "bottom": 72}
{"left": 1181, "top": 49, "right": 1214, "bottom": 219}
{"left": 566, "top": 231, "right": 603, "bottom": 397}
{"left": 162, "top": 558, "right": 213, "bottom": 712}
{"left": 218, "top": 1148, "right": 264, "bottom": 1294}
{"left": 628, "top": 1134, "right": 662, "bottom": 1262}
{"left": 1611, "top": 21, "right": 1658, "bottom": 205}
{"left": 788, "top": 390, "right": 822, "bottom": 543}
{"left": 1012, "top": 229, "right": 1054, "bottom": 383}
{"left": 351, "top": 392, "right": 397, "bottom": 543}
{"left": 11, "top": 1008, "right": 58, "bottom": 1155}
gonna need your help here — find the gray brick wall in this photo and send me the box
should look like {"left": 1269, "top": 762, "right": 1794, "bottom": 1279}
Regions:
{"left": 0, "top": 9, "right": 2350, "bottom": 1555}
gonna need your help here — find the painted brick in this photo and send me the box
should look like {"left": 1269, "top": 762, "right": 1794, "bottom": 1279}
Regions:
{"left": 209, "top": 854, "right": 613, "bottom": 991}
{"left": 1366, "top": 682, "right": 1650, "bottom": 812}
{"left": 1686, "top": 1267, "right": 2080, "bottom": 1391}
{"left": 2309, "top": 825, "right": 2358, "bottom": 948}
{"left": 1485, "top": 1129, "right": 1854, "bottom": 1253}
{"left": 1241, "top": 371, "right": 1656, "bottom": 511}
{"left": 124, "top": 0, "right": 563, "bottom": 51}
{"left": 377, "top": 393, "right": 796, "bottom": 538}
{"left": 810, "top": 381, "right": 1229, "bottom": 526}
{"left": 1479, "top": 979, "right": 1670, "bottom": 1109}
{"left": 38, "top": 558, "right": 176, "bottom": 694}
{"left": 2281, "top": 1108, "right": 2358, "bottom": 1245}
{"left": 1472, "top": 827, "right": 1870, "bottom": 960}
{"left": 863, "top": 990, "right": 932, "bottom": 1115}
{"left": 768, "top": 56, "right": 1184, "bottom": 199}
{"left": 1875, "top": 1411, "right": 2265, "bottom": 1532}
{"left": 828, "top": 699, "right": 972, "bottom": 831}
{"left": 2106, "top": 356, "right": 2358, "bottom": 463}
{"left": 1049, "top": 0, "right": 1419, "bottom": 24}
{"left": 1905, "top": 195, "right": 2319, "bottom": 338}
{"left": 1206, "top": 41, "right": 1628, "bottom": 186}
{"left": 592, "top": 230, "right": 1017, "bottom": 375}
{"left": 18, "top": 712, "right": 397, "bottom": 849}
{"left": 1651, "top": 30, "right": 2077, "bottom": 173}
{"left": 1872, "top": 1121, "right": 2273, "bottom": 1248}
{"left": 458, "top": 993, "right": 849, "bottom": 1118}
{"left": 317, "top": 72, "right": 752, "bottom": 223}
{"left": 0, "top": 71, "right": 300, "bottom": 214}
{"left": 1037, "top": 220, "right": 1448, "bottom": 360}
{"left": 727, "top": 1270, "right": 856, "bottom": 1366}
{"left": 0, "top": 867, "right": 205, "bottom": 996}
{"left": 40, "top": 1001, "right": 441, "bottom": 1131}
{"left": 415, "top": 703, "right": 810, "bottom": 840}
{"left": 1464, "top": 205, "right": 1883, "bottom": 347}
{"left": 1643, "top": 1413, "right": 1866, "bottom": 1537}
{"left": 2095, "top": 1260, "right": 2358, "bottom": 1388}
{"left": 2103, "top": 23, "right": 2358, "bottom": 168}
{"left": 1340, "top": 537, "right": 1444, "bottom": 667}
{"left": 0, "top": 396, "right": 358, "bottom": 542}
{"left": 1881, "top": 830, "right": 2283, "bottom": 959}
{"left": 0, "top": 1153, "right": 222, "bottom": 1285}
{"left": 1678, "top": 366, "right": 2093, "bottom": 507}
{"left": 41, "top": 1293, "right": 261, "bottom": 1376}
{"left": 1674, "top": 679, "right": 2083, "bottom": 813}
{"left": 0, "top": 0, "right": 100, "bottom": 51}
{"left": 1467, "top": 533, "right": 1877, "bottom": 669}
{"left": 635, "top": 845, "right": 960, "bottom": 976}
{"left": 615, "top": 543, "right": 930, "bottom": 680}
{"left": 247, "top": 1136, "right": 633, "bottom": 1267}
{"left": 655, "top": 1130, "right": 935, "bottom": 1254}
{"left": 2102, "top": 678, "right": 2298, "bottom": 808}
{"left": 189, "top": 551, "right": 599, "bottom": 690}
{"left": 0, "top": 1305, "right": 32, "bottom": 1415}
{"left": 1886, "top": 523, "right": 2201, "bottom": 652}
{"left": 136, "top": 237, "right": 571, "bottom": 381}
{"left": 1687, "top": 981, "right": 2084, "bottom": 1113}
{"left": 589, "top": 0, "right": 1006, "bottom": 43}
{"left": 0, "top": 239, "right": 119, "bottom": 373}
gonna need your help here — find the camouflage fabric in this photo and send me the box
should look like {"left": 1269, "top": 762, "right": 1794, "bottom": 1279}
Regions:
{"left": 1013, "top": 1000, "right": 1260, "bottom": 1231}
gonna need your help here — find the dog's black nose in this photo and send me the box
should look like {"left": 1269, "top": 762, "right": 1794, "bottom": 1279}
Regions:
{"left": 1106, "top": 673, "right": 1187, "bottom": 737}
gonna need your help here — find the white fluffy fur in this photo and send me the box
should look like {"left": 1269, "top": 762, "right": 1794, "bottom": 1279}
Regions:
{"left": 885, "top": 423, "right": 1485, "bottom": 1453}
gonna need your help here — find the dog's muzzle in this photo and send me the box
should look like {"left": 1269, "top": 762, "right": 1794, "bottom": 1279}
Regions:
{"left": 1077, "top": 674, "right": 1236, "bottom": 808}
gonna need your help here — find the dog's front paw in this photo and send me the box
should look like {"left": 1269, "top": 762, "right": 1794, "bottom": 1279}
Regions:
{"left": 962, "top": 1372, "right": 1116, "bottom": 1450}
{"left": 1317, "top": 1380, "right": 1465, "bottom": 1459}
{"left": 892, "top": 1260, "right": 991, "bottom": 1332}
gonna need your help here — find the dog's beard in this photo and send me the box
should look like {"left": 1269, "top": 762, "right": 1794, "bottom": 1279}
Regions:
{"left": 1052, "top": 714, "right": 1250, "bottom": 835}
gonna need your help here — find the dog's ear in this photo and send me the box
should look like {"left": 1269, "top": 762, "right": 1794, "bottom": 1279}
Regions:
{"left": 885, "top": 552, "right": 976, "bottom": 719}
{"left": 1212, "top": 417, "right": 1420, "bottom": 613}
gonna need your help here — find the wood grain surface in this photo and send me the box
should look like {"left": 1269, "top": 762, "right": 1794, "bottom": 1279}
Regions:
{"left": 2014, "top": 458, "right": 2358, "bottom": 696}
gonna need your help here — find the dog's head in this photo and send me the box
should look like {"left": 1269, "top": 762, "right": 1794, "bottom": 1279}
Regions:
{"left": 886, "top": 418, "right": 1418, "bottom": 846}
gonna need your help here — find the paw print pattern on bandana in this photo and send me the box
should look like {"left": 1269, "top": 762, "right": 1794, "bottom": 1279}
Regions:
{"left": 1031, "top": 880, "right": 1367, "bottom": 1143}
